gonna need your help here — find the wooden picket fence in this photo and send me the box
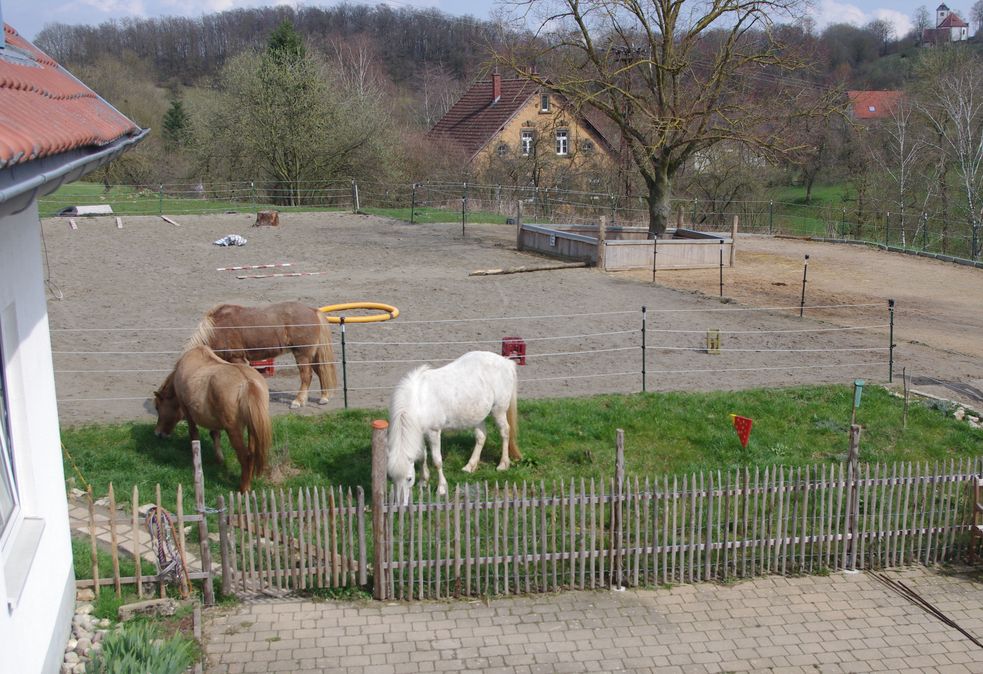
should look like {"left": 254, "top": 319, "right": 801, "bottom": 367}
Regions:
{"left": 73, "top": 482, "right": 213, "bottom": 601}
{"left": 218, "top": 486, "right": 366, "bottom": 595}
{"left": 73, "top": 436, "right": 982, "bottom": 603}
{"left": 371, "top": 458, "right": 983, "bottom": 600}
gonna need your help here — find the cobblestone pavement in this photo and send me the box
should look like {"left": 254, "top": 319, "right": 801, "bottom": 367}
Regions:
{"left": 203, "top": 567, "right": 983, "bottom": 673}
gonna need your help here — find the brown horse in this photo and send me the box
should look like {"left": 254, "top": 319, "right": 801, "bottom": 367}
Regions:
{"left": 187, "top": 302, "right": 337, "bottom": 409}
{"left": 154, "top": 345, "right": 272, "bottom": 492}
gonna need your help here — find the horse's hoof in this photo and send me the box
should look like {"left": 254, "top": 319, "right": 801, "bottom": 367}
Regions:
{"left": 290, "top": 400, "right": 303, "bottom": 409}
{"left": 461, "top": 463, "right": 476, "bottom": 473}
{"left": 437, "top": 485, "right": 447, "bottom": 497}
{"left": 317, "top": 397, "right": 330, "bottom": 406}
{"left": 497, "top": 461, "right": 510, "bottom": 471}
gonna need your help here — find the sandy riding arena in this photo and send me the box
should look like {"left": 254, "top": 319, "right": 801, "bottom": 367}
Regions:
{"left": 41, "top": 212, "right": 983, "bottom": 426}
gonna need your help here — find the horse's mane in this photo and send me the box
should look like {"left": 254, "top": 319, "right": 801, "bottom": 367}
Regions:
{"left": 185, "top": 307, "right": 217, "bottom": 350}
{"left": 387, "top": 364, "right": 431, "bottom": 472}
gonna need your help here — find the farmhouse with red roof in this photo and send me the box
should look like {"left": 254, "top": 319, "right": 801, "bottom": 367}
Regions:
{"left": 0, "top": 21, "right": 145, "bottom": 673}
{"left": 428, "top": 73, "right": 617, "bottom": 191}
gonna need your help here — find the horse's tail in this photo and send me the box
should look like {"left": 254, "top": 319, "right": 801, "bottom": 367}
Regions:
{"left": 315, "top": 311, "right": 338, "bottom": 398}
{"left": 507, "top": 373, "right": 521, "bottom": 461}
{"left": 242, "top": 377, "right": 272, "bottom": 480}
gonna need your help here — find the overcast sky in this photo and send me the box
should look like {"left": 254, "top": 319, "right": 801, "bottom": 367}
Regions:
{"left": 4, "top": 0, "right": 972, "bottom": 44}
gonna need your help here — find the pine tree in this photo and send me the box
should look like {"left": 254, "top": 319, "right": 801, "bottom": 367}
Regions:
{"left": 162, "top": 99, "right": 190, "bottom": 146}
{"left": 266, "top": 20, "right": 306, "bottom": 63}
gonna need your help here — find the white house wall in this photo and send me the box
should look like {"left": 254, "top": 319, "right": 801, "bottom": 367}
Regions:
{"left": 0, "top": 203, "right": 75, "bottom": 674}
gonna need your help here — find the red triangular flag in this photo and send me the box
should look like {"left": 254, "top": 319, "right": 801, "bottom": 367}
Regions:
{"left": 731, "top": 415, "right": 753, "bottom": 448}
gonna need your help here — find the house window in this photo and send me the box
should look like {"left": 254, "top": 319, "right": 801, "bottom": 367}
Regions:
{"left": 540, "top": 95, "right": 550, "bottom": 112}
{"left": 520, "top": 130, "right": 534, "bottom": 156}
{"left": 555, "top": 129, "right": 569, "bottom": 156}
{"left": 0, "top": 332, "right": 17, "bottom": 539}
{"left": 580, "top": 139, "right": 595, "bottom": 155}
{"left": 496, "top": 142, "right": 509, "bottom": 157}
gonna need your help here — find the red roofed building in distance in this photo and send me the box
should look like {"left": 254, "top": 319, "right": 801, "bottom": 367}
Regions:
{"left": 846, "top": 90, "right": 904, "bottom": 121}
{"left": 427, "top": 72, "right": 618, "bottom": 193}
{"left": 0, "top": 19, "right": 145, "bottom": 674}
{"left": 922, "top": 3, "right": 970, "bottom": 44}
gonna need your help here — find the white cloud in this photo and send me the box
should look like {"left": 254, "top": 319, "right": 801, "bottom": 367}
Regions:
{"left": 77, "top": 0, "right": 146, "bottom": 16}
{"left": 808, "top": 1, "right": 914, "bottom": 37}
{"left": 872, "top": 9, "right": 913, "bottom": 38}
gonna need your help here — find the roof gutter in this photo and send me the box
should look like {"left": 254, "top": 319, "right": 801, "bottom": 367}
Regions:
{"left": 0, "top": 128, "right": 149, "bottom": 218}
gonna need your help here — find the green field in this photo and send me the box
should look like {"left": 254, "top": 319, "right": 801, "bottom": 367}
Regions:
{"left": 62, "top": 385, "right": 981, "bottom": 516}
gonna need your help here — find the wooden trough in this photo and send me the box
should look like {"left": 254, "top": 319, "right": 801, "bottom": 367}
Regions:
{"left": 517, "top": 216, "right": 738, "bottom": 272}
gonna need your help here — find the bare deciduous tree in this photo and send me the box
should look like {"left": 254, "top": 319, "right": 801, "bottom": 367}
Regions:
{"left": 868, "top": 96, "right": 927, "bottom": 246}
{"left": 915, "top": 48, "right": 983, "bottom": 259}
{"left": 497, "top": 0, "right": 839, "bottom": 236}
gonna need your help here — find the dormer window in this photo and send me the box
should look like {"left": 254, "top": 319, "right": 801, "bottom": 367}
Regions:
{"left": 540, "top": 95, "right": 550, "bottom": 112}
{"left": 868, "top": 105, "right": 876, "bottom": 113}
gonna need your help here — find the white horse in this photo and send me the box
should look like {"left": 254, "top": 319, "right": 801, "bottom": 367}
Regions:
{"left": 387, "top": 351, "right": 521, "bottom": 504}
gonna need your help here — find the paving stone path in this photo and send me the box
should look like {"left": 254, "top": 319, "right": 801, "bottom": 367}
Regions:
{"left": 202, "top": 566, "right": 983, "bottom": 673}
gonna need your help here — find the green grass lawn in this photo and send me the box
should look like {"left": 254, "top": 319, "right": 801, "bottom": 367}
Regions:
{"left": 62, "top": 385, "right": 981, "bottom": 516}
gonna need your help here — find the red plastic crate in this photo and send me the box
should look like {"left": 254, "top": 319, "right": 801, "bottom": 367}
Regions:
{"left": 250, "top": 358, "right": 275, "bottom": 377}
{"left": 501, "top": 336, "right": 526, "bottom": 365}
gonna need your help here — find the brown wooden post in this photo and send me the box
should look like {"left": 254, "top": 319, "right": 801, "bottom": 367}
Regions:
{"left": 371, "top": 419, "right": 389, "bottom": 600}
{"left": 614, "top": 429, "right": 625, "bottom": 588}
{"left": 845, "top": 425, "right": 861, "bottom": 571}
{"left": 597, "top": 216, "right": 607, "bottom": 271}
{"left": 87, "top": 486, "right": 100, "bottom": 597}
{"left": 191, "top": 440, "right": 215, "bottom": 605}
{"left": 730, "top": 215, "right": 739, "bottom": 267}
{"left": 216, "top": 494, "right": 231, "bottom": 597}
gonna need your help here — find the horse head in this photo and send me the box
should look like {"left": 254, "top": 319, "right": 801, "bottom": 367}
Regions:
{"left": 153, "top": 375, "right": 183, "bottom": 438}
{"left": 386, "top": 413, "right": 419, "bottom": 506}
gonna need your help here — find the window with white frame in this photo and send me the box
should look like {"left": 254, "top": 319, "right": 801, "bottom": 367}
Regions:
{"left": 520, "top": 129, "right": 534, "bottom": 156}
{"left": 0, "top": 332, "right": 17, "bottom": 539}
{"left": 555, "top": 129, "right": 569, "bottom": 156}
{"left": 540, "top": 94, "right": 550, "bottom": 112}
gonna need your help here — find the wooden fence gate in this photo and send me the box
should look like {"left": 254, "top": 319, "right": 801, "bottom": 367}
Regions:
{"left": 218, "top": 486, "right": 367, "bottom": 595}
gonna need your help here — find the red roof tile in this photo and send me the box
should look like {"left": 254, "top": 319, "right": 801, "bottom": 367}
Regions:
{"left": 846, "top": 90, "right": 903, "bottom": 120}
{"left": 428, "top": 77, "right": 540, "bottom": 158}
{"left": 0, "top": 24, "right": 141, "bottom": 168}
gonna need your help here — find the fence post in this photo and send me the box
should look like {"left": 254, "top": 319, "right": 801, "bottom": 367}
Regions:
{"left": 351, "top": 180, "right": 360, "bottom": 213}
{"left": 845, "top": 424, "right": 861, "bottom": 572}
{"left": 614, "top": 429, "right": 625, "bottom": 589}
{"left": 250, "top": 181, "right": 257, "bottom": 215}
{"left": 888, "top": 299, "right": 895, "bottom": 383}
{"left": 216, "top": 494, "right": 231, "bottom": 597}
{"left": 718, "top": 241, "right": 724, "bottom": 297}
{"left": 158, "top": 184, "right": 163, "bottom": 216}
{"left": 692, "top": 198, "right": 697, "bottom": 225}
{"left": 768, "top": 200, "right": 774, "bottom": 235}
{"left": 921, "top": 213, "right": 928, "bottom": 250}
{"left": 597, "top": 215, "right": 607, "bottom": 270}
{"left": 729, "top": 215, "right": 738, "bottom": 267}
{"left": 340, "top": 317, "right": 348, "bottom": 409}
{"left": 410, "top": 184, "right": 417, "bottom": 224}
{"left": 461, "top": 182, "right": 468, "bottom": 238}
{"left": 371, "top": 420, "right": 389, "bottom": 600}
{"left": 885, "top": 211, "right": 890, "bottom": 247}
{"left": 641, "top": 306, "right": 647, "bottom": 393}
{"left": 799, "top": 255, "right": 810, "bottom": 318}
{"left": 191, "top": 440, "right": 215, "bottom": 606}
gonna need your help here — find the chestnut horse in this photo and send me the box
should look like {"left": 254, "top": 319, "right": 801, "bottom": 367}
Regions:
{"left": 187, "top": 302, "right": 337, "bottom": 409}
{"left": 154, "top": 345, "right": 272, "bottom": 492}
